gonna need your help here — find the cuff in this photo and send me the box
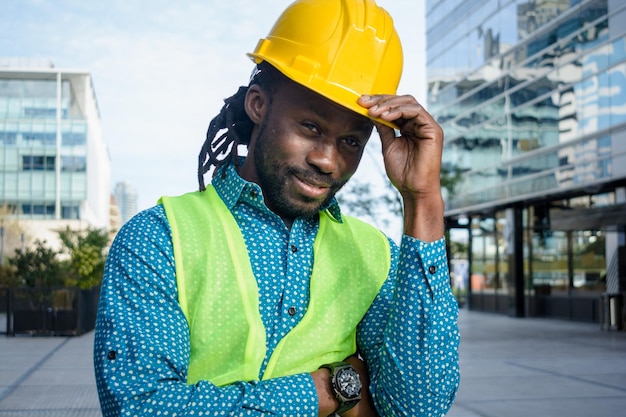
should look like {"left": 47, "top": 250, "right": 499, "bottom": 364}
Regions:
{"left": 243, "top": 373, "right": 319, "bottom": 416}
{"left": 398, "top": 235, "right": 450, "bottom": 295}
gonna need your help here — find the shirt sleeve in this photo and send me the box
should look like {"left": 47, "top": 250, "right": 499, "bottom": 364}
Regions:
{"left": 93, "top": 206, "right": 319, "bottom": 417}
{"left": 357, "top": 235, "right": 460, "bottom": 417}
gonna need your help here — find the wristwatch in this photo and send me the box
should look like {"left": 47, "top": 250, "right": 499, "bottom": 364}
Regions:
{"left": 320, "top": 361, "right": 362, "bottom": 414}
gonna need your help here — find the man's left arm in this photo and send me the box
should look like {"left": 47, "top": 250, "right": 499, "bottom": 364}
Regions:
{"left": 350, "top": 94, "right": 460, "bottom": 416}
{"left": 355, "top": 237, "right": 460, "bottom": 417}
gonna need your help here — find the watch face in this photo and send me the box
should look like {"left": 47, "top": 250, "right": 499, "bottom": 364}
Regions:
{"left": 336, "top": 367, "right": 362, "bottom": 399}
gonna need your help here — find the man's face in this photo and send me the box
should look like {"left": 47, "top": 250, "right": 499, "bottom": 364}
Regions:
{"left": 242, "top": 81, "right": 373, "bottom": 221}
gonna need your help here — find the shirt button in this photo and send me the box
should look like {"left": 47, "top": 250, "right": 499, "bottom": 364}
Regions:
{"left": 288, "top": 306, "right": 297, "bottom": 316}
{"left": 428, "top": 265, "right": 437, "bottom": 274}
{"left": 291, "top": 245, "right": 298, "bottom": 253}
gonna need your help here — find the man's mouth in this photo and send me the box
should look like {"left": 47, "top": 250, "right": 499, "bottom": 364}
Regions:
{"left": 292, "top": 173, "right": 331, "bottom": 199}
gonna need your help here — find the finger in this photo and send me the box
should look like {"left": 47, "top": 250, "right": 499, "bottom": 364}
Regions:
{"left": 389, "top": 103, "right": 442, "bottom": 142}
{"left": 361, "top": 96, "right": 422, "bottom": 126}
{"left": 358, "top": 94, "right": 416, "bottom": 118}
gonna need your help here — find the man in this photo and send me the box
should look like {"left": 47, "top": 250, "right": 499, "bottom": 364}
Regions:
{"left": 94, "top": 0, "right": 460, "bottom": 416}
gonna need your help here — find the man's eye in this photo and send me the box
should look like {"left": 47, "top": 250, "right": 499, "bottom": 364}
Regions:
{"left": 344, "top": 137, "right": 361, "bottom": 147}
{"left": 303, "top": 122, "right": 320, "bottom": 134}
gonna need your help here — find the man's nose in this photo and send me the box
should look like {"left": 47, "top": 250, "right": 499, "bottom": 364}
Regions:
{"left": 306, "top": 139, "right": 339, "bottom": 175}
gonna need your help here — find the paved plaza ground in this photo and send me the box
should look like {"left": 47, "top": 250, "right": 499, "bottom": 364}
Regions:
{"left": 1, "top": 309, "right": 625, "bottom": 417}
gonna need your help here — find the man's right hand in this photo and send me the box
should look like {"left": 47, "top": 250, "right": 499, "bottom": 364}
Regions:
{"left": 312, "top": 366, "right": 339, "bottom": 416}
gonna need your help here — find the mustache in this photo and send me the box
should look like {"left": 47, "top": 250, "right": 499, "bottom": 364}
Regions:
{"left": 286, "top": 167, "right": 344, "bottom": 189}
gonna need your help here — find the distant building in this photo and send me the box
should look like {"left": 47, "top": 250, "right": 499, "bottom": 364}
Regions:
{"left": 109, "top": 194, "right": 122, "bottom": 238}
{"left": 427, "top": 0, "right": 626, "bottom": 324}
{"left": 113, "top": 181, "right": 137, "bottom": 225}
{"left": 0, "top": 58, "right": 110, "bottom": 251}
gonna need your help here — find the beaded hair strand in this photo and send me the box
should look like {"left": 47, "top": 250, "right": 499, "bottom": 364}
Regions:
{"left": 197, "top": 62, "right": 283, "bottom": 191}
{"left": 197, "top": 86, "right": 250, "bottom": 191}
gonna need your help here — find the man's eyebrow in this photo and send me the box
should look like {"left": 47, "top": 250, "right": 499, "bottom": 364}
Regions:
{"left": 303, "top": 102, "right": 332, "bottom": 120}
{"left": 303, "top": 102, "right": 372, "bottom": 133}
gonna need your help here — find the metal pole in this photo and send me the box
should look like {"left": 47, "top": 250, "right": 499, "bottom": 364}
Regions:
{"left": 1, "top": 219, "right": 5, "bottom": 266}
{"left": 6, "top": 288, "right": 13, "bottom": 336}
{"left": 55, "top": 71, "right": 62, "bottom": 220}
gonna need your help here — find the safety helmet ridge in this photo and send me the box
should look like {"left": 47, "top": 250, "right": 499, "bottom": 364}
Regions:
{"left": 247, "top": 0, "right": 404, "bottom": 128}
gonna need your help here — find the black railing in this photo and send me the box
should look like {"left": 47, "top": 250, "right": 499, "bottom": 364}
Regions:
{"left": 0, "top": 286, "right": 100, "bottom": 336}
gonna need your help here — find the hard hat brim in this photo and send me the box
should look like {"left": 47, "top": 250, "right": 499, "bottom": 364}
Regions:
{"left": 247, "top": 54, "right": 399, "bottom": 130}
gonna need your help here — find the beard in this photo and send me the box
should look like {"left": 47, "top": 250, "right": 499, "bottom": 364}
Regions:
{"left": 252, "top": 120, "right": 349, "bottom": 220}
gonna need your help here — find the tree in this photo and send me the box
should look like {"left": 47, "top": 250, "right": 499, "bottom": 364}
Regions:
{"left": 0, "top": 262, "right": 20, "bottom": 288}
{"left": 337, "top": 180, "right": 402, "bottom": 227}
{"left": 440, "top": 164, "right": 464, "bottom": 202}
{"left": 0, "top": 204, "right": 29, "bottom": 266}
{"left": 9, "top": 240, "right": 63, "bottom": 288}
{"left": 58, "top": 227, "right": 109, "bottom": 289}
{"left": 8, "top": 240, "right": 64, "bottom": 309}
{"left": 338, "top": 150, "right": 465, "bottom": 237}
{"left": 0, "top": 205, "right": 30, "bottom": 288}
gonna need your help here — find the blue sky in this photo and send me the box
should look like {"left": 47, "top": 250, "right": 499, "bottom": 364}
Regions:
{"left": 2, "top": 0, "right": 425, "bottom": 223}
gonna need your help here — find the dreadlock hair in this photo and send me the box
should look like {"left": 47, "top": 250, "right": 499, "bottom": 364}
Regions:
{"left": 197, "top": 61, "right": 285, "bottom": 191}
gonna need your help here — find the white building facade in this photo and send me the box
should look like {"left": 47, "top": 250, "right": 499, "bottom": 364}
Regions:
{"left": 0, "top": 59, "right": 110, "bottom": 251}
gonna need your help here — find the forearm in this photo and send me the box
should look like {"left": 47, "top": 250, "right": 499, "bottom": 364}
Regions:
{"left": 98, "top": 357, "right": 316, "bottom": 416}
{"left": 359, "top": 237, "right": 460, "bottom": 416}
{"left": 313, "top": 367, "right": 340, "bottom": 417}
{"left": 95, "top": 275, "right": 321, "bottom": 417}
{"left": 402, "top": 190, "right": 445, "bottom": 243}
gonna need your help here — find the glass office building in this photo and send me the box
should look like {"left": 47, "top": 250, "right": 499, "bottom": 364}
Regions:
{"left": 0, "top": 59, "right": 110, "bottom": 250}
{"left": 427, "top": 0, "right": 626, "bottom": 323}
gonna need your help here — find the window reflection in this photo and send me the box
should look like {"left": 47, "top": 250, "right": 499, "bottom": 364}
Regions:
{"left": 469, "top": 201, "right": 609, "bottom": 298}
{"left": 572, "top": 230, "right": 605, "bottom": 291}
{"left": 429, "top": 0, "right": 621, "bottom": 211}
{"left": 530, "top": 200, "right": 607, "bottom": 294}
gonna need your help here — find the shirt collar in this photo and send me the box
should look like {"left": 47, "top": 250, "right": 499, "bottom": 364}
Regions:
{"left": 212, "top": 162, "right": 344, "bottom": 223}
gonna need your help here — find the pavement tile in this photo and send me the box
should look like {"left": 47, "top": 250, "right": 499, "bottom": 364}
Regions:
{"left": 449, "top": 396, "right": 626, "bottom": 417}
{"left": 1, "top": 309, "right": 625, "bottom": 417}
{"left": 0, "top": 410, "right": 101, "bottom": 417}
{"left": 455, "top": 374, "right": 624, "bottom": 401}
{"left": 448, "top": 310, "right": 626, "bottom": 417}
{"left": 0, "top": 385, "right": 100, "bottom": 410}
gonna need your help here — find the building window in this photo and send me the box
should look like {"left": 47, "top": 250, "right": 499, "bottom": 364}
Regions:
{"left": 22, "top": 155, "right": 55, "bottom": 171}
{"left": 61, "top": 156, "right": 86, "bottom": 172}
{"left": 0, "top": 131, "right": 17, "bottom": 145}
{"left": 61, "top": 205, "right": 80, "bottom": 219}
{"left": 22, "top": 204, "right": 55, "bottom": 217}
{"left": 62, "top": 132, "right": 86, "bottom": 146}
{"left": 23, "top": 132, "right": 56, "bottom": 145}
{"left": 23, "top": 107, "right": 57, "bottom": 118}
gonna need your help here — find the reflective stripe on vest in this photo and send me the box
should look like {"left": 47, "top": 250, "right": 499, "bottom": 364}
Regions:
{"left": 160, "top": 186, "right": 390, "bottom": 386}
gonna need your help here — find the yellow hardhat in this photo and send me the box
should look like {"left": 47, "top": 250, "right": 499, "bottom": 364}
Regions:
{"left": 248, "top": 0, "right": 403, "bottom": 128}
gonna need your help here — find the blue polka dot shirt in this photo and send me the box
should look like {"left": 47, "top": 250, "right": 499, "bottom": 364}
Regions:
{"left": 94, "top": 163, "right": 460, "bottom": 416}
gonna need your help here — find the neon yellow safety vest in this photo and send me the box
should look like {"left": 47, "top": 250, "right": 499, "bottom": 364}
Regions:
{"left": 160, "top": 186, "right": 390, "bottom": 386}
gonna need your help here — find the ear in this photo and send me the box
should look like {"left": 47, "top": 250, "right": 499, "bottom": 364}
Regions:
{"left": 244, "top": 84, "right": 267, "bottom": 124}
